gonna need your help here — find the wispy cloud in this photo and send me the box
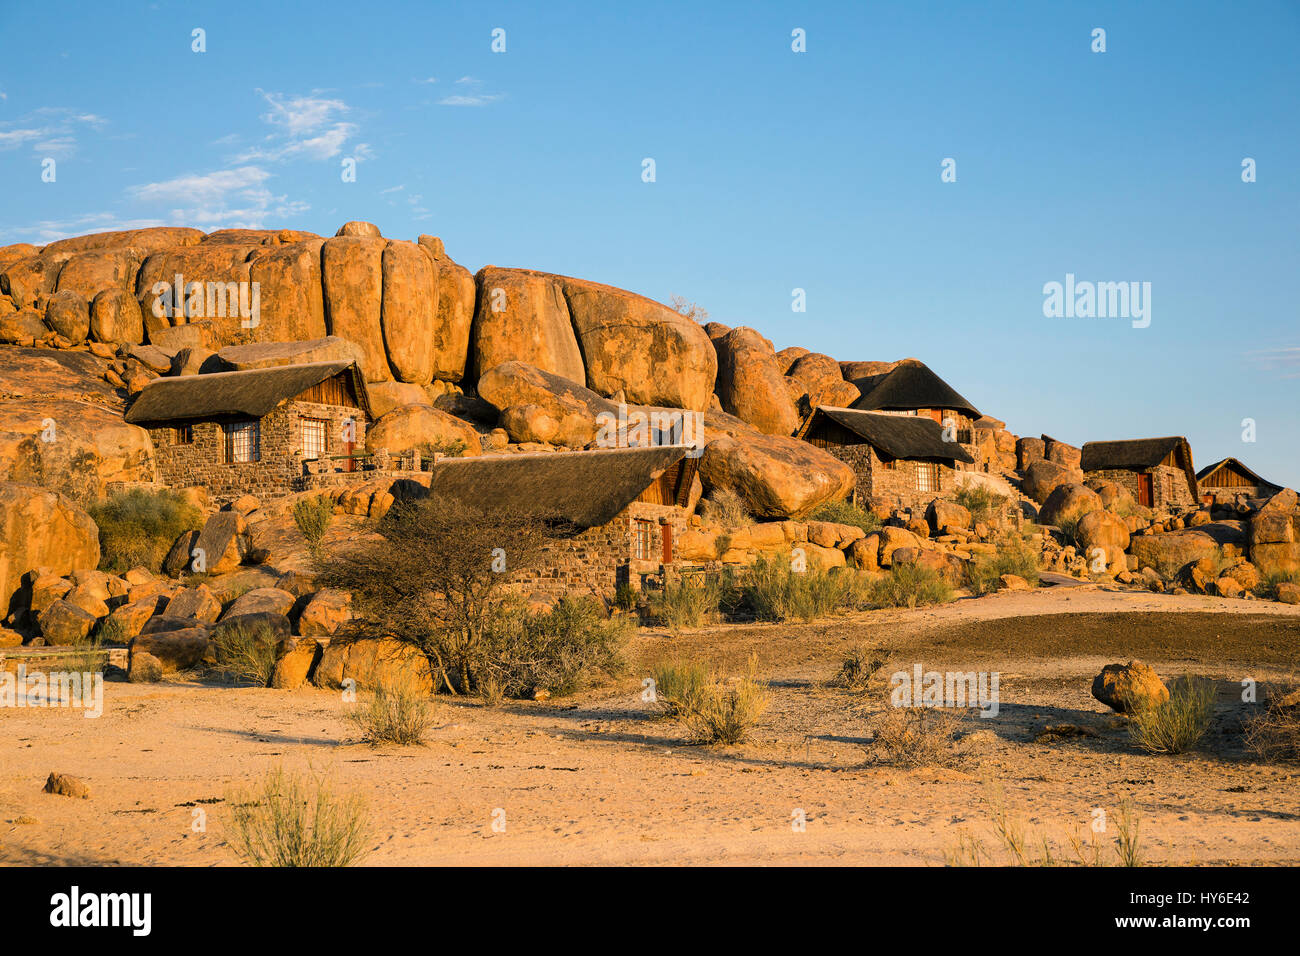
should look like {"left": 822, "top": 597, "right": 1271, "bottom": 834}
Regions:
{"left": 439, "top": 76, "right": 505, "bottom": 107}
{"left": 128, "top": 165, "right": 307, "bottom": 228}
{"left": 439, "top": 93, "right": 504, "bottom": 107}
{"left": 1, "top": 212, "right": 168, "bottom": 244}
{"left": 1246, "top": 346, "right": 1300, "bottom": 379}
{"left": 236, "top": 90, "right": 363, "bottom": 161}
{"left": 0, "top": 108, "right": 105, "bottom": 156}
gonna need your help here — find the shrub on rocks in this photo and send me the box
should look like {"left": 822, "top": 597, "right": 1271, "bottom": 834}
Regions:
{"left": 89, "top": 487, "right": 201, "bottom": 573}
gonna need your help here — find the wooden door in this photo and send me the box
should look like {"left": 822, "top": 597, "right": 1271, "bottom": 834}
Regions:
{"left": 1137, "top": 473, "right": 1153, "bottom": 507}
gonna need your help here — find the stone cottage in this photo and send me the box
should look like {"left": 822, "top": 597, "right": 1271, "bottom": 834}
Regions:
{"left": 125, "top": 361, "right": 372, "bottom": 502}
{"left": 423, "top": 445, "right": 701, "bottom": 600}
{"left": 1080, "top": 436, "right": 1198, "bottom": 510}
{"left": 851, "top": 361, "right": 981, "bottom": 434}
{"left": 1196, "top": 457, "right": 1282, "bottom": 506}
{"left": 796, "top": 406, "right": 975, "bottom": 509}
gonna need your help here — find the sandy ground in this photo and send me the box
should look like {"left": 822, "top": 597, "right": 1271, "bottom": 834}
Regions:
{"left": 3, "top": 585, "right": 1299, "bottom": 866}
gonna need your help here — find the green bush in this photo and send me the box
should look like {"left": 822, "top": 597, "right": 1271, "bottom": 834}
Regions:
{"left": 741, "top": 553, "right": 867, "bottom": 622}
{"left": 227, "top": 768, "right": 371, "bottom": 867}
{"left": 473, "top": 598, "right": 630, "bottom": 701}
{"left": 965, "top": 534, "right": 1041, "bottom": 596}
{"left": 808, "top": 499, "right": 881, "bottom": 536}
{"left": 1127, "top": 676, "right": 1216, "bottom": 754}
{"left": 292, "top": 495, "right": 334, "bottom": 546}
{"left": 211, "top": 621, "right": 279, "bottom": 686}
{"left": 350, "top": 670, "right": 435, "bottom": 744}
{"left": 865, "top": 562, "right": 953, "bottom": 609}
{"left": 88, "top": 487, "right": 202, "bottom": 573}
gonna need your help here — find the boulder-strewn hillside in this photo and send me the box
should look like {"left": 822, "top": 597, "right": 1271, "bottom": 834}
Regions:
{"left": 3, "top": 218, "right": 1298, "bottom": 657}
{"left": 0, "top": 219, "right": 870, "bottom": 518}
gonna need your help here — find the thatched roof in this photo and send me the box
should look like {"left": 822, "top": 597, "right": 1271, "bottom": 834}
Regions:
{"left": 851, "top": 362, "right": 981, "bottom": 417}
{"left": 425, "top": 445, "right": 689, "bottom": 529}
{"left": 803, "top": 407, "right": 975, "bottom": 463}
{"left": 1196, "top": 457, "right": 1280, "bottom": 490}
{"left": 125, "top": 361, "right": 371, "bottom": 424}
{"left": 1081, "top": 437, "right": 1197, "bottom": 497}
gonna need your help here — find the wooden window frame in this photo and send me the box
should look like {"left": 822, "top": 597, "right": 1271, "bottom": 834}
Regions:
{"left": 633, "top": 518, "right": 655, "bottom": 561}
{"left": 916, "top": 461, "right": 941, "bottom": 494}
{"left": 173, "top": 424, "right": 193, "bottom": 445}
{"left": 223, "top": 419, "right": 261, "bottom": 464}
{"left": 300, "top": 416, "right": 329, "bottom": 461}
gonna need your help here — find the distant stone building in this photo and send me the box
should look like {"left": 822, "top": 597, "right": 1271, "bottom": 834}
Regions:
{"left": 423, "top": 445, "right": 702, "bottom": 600}
{"left": 125, "top": 361, "right": 372, "bottom": 502}
{"left": 851, "top": 361, "right": 980, "bottom": 434}
{"left": 797, "top": 406, "right": 975, "bottom": 509}
{"left": 1195, "top": 457, "right": 1282, "bottom": 505}
{"left": 1080, "top": 437, "right": 1198, "bottom": 510}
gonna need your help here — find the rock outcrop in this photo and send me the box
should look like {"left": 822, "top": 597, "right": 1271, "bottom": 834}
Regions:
{"left": 0, "top": 482, "right": 100, "bottom": 614}
{"left": 713, "top": 327, "right": 799, "bottom": 436}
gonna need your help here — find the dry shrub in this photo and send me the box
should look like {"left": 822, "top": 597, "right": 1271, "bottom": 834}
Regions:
{"left": 865, "top": 562, "right": 953, "bottom": 609}
{"left": 474, "top": 597, "right": 630, "bottom": 702}
{"left": 965, "top": 533, "right": 1040, "bottom": 596}
{"left": 649, "top": 660, "right": 711, "bottom": 718}
{"left": 808, "top": 499, "right": 881, "bottom": 536}
{"left": 676, "top": 657, "right": 768, "bottom": 745}
{"left": 292, "top": 495, "right": 334, "bottom": 546}
{"left": 88, "top": 487, "right": 201, "bottom": 573}
{"left": 226, "top": 767, "right": 370, "bottom": 867}
{"left": 868, "top": 705, "right": 966, "bottom": 767}
{"left": 318, "top": 495, "right": 551, "bottom": 695}
{"left": 349, "top": 669, "right": 435, "bottom": 745}
{"left": 700, "top": 488, "right": 751, "bottom": 527}
{"left": 830, "top": 644, "right": 890, "bottom": 692}
{"left": 211, "top": 621, "right": 279, "bottom": 686}
{"left": 651, "top": 574, "right": 727, "bottom": 631}
{"left": 1127, "top": 675, "right": 1215, "bottom": 754}
{"left": 951, "top": 481, "right": 1007, "bottom": 526}
{"left": 683, "top": 677, "right": 769, "bottom": 745}
{"left": 742, "top": 554, "right": 869, "bottom": 622}
{"left": 1245, "top": 689, "right": 1300, "bottom": 762}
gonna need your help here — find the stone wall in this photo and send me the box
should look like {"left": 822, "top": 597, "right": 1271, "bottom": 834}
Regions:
{"left": 507, "top": 501, "right": 688, "bottom": 602}
{"left": 826, "top": 444, "right": 961, "bottom": 512}
{"left": 150, "top": 400, "right": 366, "bottom": 503}
{"left": 1087, "top": 465, "right": 1197, "bottom": 511}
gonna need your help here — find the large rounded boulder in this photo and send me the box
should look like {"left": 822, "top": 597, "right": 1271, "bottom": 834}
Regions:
{"left": 698, "top": 411, "right": 854, "bottom": 519}
{"left": 714, "top": 327, "right": 800, "bottom": 436}
{"left": 471, "top": 267, "right": 585, "bottom": 384}
{"left": 558, "top": 275, "right": 717, "bottom": 411}
{"left": 319, "top": 236, "right": 390, "bottom": 383}
{"left": 1022, "top": 459, "right": 1084, "bottom": 505}
{"left": 364, "top": 405, "right": 482, "bottom": 458}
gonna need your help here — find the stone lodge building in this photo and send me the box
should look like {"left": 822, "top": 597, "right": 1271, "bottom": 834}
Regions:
{"left": 797, "top": 406, "right": 975, "bottom": 510}
{"left": 1080, "top": 436, "right": 1198, "bottom": 510}
{"left": 125, "top": 361, "right": 372, "bottom": 502}
{"left": 422, "top": 445, "right": 702, "bottom": 601}
{"left": 850, "top": 361, "right": 982, "bottom": 439}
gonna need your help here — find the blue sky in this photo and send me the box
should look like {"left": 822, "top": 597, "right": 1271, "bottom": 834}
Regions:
{"left": 2, "top": 0, "right": 1297, "bottom": 484}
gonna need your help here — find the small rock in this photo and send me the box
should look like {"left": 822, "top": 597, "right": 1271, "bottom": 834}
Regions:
{"left": 43, "top": 772, "right": 90, "bottom": 799}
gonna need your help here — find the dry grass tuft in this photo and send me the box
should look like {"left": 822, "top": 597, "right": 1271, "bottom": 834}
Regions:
{"left": 226, "top": 767, "right": 371, "bottom": 867}
{"left": 1127, "top": 675, "right": 1215, "bottom": 754}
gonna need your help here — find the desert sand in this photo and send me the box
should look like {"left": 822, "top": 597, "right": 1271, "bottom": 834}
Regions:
{"left": 3, "top": 586, "right": 1298, "bottom": 866}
